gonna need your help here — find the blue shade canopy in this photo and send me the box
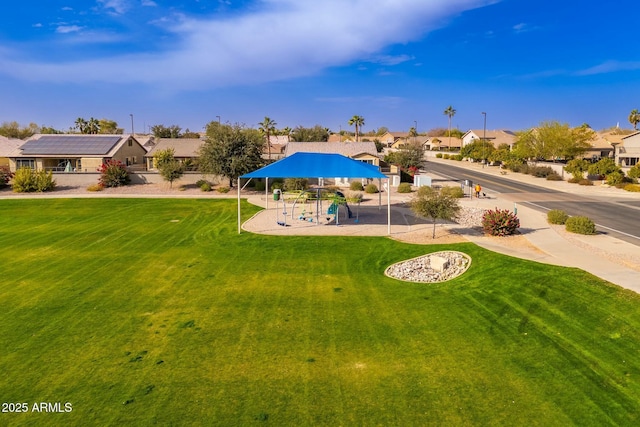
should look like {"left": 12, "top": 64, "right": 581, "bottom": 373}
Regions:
{"left": 241, "top": 152, "right": 386, "bottom": 179}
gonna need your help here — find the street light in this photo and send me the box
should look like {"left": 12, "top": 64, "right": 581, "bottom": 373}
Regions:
{"left": 130, "top": 114, "right": 134, "bottom": 135}
{"left": 414, "top": 120, "right": 417, "bottom": 144}
{"left": 481, "top": 112, "right": 487, "bottom": 168}
{"left": 216, "top": 115, "right": 221, "bottom": 124}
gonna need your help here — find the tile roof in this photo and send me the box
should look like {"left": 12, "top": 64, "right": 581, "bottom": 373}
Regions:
{"left": 145, "top": 138, "right": 205, "bottom": 158}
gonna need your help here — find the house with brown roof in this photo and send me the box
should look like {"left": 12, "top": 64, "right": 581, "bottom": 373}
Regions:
{"left": 9, "top": 134, "right": 146, "bottom": 172}
{"left": 462, "top": 130, "right": 516, "bottom": 149}
{"left": 0, "top": 136, "right": 23, "bottom": 168}
{"left": 424, "top": 136, "right": 462, "bottom": 151}
{"left": 378, "top": 131, "right": 409, "bottom": 148}
{"left": 145, "top": 138, "right": 205, "bottom": 171}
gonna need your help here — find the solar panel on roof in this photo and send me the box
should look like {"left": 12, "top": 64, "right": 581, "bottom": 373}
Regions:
{"left": 20, "top": 135, "right": 123, "bottom": 155}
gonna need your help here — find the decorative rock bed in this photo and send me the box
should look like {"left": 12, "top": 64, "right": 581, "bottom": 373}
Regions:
{"left": 384, "top": 251, "right": 472, "bottom": 283}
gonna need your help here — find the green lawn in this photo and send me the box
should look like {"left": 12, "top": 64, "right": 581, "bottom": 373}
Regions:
{"left": 1, "top": 198, "right": 640, "bottom": 426}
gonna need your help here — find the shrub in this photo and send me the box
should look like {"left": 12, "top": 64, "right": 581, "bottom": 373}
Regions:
{"left": 435, "top": 153, "right": 443, "bottom": 158}
{"left": 200, "top": 182, "right": 212, "bottom": 192}
{"left": 440, "top": 185, "right": 465, "bottom": 198}
{"left": 397, "top": 182, "right": 412, "bottom": 193}
{"left": 12, "top": 168, "right": 56, "bottom": 193}
{"left": 453, "top": 154, "right": 463, "bottom": 161}
{"left": 547, "top": 209, "right": 569, "bottom": 225}
{"left": 364, "top": 183, "right": 379, "bottom": 194}
{"left": 565, "top": 216, "right": 596, "bottom": 235}
{"left": 605, "top": 170, "right": 625, "bottom": 186}
{"left": 588, "top": 158, "right": 619, "bottom": 177}
{"left": 270, "top": 178, "right": 284, "bottom": 190}
{"left": 624, "top": 184, "right": 640, "bottom": 192}
{"left": 216, "top": 186, "right": 230, "bottom": 193}
{"left": 531, "top": 166, "right": 554, "bottom": 178}
{"left": 546, "top": 171, "right": 563, "bottom": 181}
{"left": 98, "top": 160, "right": 130, "bottom": 187}
{"left": 284, "top": 178, "right": 308, "bottom": 191}
{"left": 345, "top": 191, "right": 363, "bottom": 203}
{"left": 442, "top": 154, "right": 450, "bottom": 160}
{"left": 564, "top": 159, "right": 589, "bottom": 179}
{"left": 195, "top": 179, "right": 209, "bottom": 187}
{"left": 567, "top": 177, "right": 581, "bottom": 184}
{"left": 0, "top": 167, "right": 12, "bottom": 188}
{"left": 481, "top": 208, "right": 520, "bottom": 236}
{"left": 86, "top": 183, "right": 104, "bottom": 192}
{"left": 254, "top": 181, "right": 266, "bottom": 191}
{"left": 578, "top": 179, "right": 593, "bottom": 186}
{"left": 350, "top": 181, "right": 364, "bottom": 191}
{"left": 628, "top": 165, "right": 640, "bottom": 180}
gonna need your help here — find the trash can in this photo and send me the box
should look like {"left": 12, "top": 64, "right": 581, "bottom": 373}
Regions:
{"left": 273, "top": 189, "right": 281, "bottom": 201}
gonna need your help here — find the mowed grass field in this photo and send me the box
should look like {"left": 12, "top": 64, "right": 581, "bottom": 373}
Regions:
{"left": 1, "top": 198, "right": 640, "bottom": 426}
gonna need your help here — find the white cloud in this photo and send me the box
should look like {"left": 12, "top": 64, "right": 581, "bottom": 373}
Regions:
{"left": 575, "top": 60, "right": 640, "bottom": 76}
{"left": 56, "top": 25, "right": 84, "bottom": 34}
{"left": 97, "top": 0, "right": 130, "bottom": 15}
{"left": 141, "top": 0, "right": 157, "bottom": 6}
{"left": 32, "top": 23, "right": 43, "bottom": 28}
{"left": 1, "top": 0, "right": 498, "bottom": 89}
{"left": 61, "top": 6, "right": 73, "bottom": 11}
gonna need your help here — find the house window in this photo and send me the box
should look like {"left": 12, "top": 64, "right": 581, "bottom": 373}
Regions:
{"left": 16, "top": 159, "right": 35, "bottom": 170}
{"left": 359, "top": 159, "right": 374, "bottom": 165}
{"left": 132, "top": 156, "right": 137, "bottom": 164}
{"left": 128, "top": 139, "right": 133, "bottom": 147}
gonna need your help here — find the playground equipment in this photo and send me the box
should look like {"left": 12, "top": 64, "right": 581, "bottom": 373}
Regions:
{"left": 273, "top": 189, "right": 287, "bottom": 226}
{"left": 290, "top": 188, "right": 354, "bottom": 225}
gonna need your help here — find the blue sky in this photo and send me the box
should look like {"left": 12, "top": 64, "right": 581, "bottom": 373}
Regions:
{"left": 1, "top": 0, "right": 639, "bottom": 134}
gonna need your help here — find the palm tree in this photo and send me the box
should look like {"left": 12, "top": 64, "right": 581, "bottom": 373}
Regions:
{"left": 282, "top": 126, "right": 292, "bottom": 142}
{"left": 258, "top": 116, "right": 277, "bottom": 160}
{"left": 443, "top": 106, "right": 456, "bottom": 150}
{"left": 74, "top": 117, "right": 87, "bottom": 134}
{"left": 629, "top": 109, "right": 640, "bottom": 130}
{"left": 348, "top": 115, "right": 365, "bottom": 142}
{"left": 87, "top": 117, "right": 100, "bottom": 134}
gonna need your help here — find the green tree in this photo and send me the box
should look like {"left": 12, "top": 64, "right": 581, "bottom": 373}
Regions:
{"left": 461, "top": 139, "right": 495, "bottom": 162}
{"left": 564, "top": 159, "right": 590, "bottom": 179}
{"left": 40, "top": 125, "right": 63, "bottom": 134}
{"left": 290, "top": 125, "right": 329, "bottom": 142}
{"left": 74, "top": 117, "right": 88, "bottom": 134}
{"left": 385, "top": 142, "right": 424, "bottom": 170}
{"left": 86, "top": 117, "right": 100, "bottom": 134}
{"left": 348, "top": 115, "right": 365, "bottom": 142}
{"left": 281, "top": 127, "right": 292, "bottom": 142}
{"left": 154, "top": 148, "right": 185, "bottom": 188}
{"left": 199, "top": 122, "right": 264, "bottom": 187}
{"left": 0, "top": 121, "right": 39, "bottom": 139}
{"left": 259, "top": 116, "right": 277, "bottom": 160}
{"left": 629, "top": 109, "right": 640, "bottom": 130}
{"left": 513, "top": 121, "right": 594, "bottom": 161}
{"left": 443, "top": 105, "right": 456, "bottom": 149}
{"left": 410, "top": 186, "right": 461, "bottom": 239}
{"left": 181, "top": 129, "right": 201, "bottom": 139}
{"left": 98, "top": 119, "right": 121, "bottom": 134}
{"left": 151, "top": 124, "right": 182, "bottom": 138}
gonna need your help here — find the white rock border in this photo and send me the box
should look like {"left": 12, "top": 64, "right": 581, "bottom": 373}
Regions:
{"left": 384, "top": 251, "right": 472, "bottom": 283}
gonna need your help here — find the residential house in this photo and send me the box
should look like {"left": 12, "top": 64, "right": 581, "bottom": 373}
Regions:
{"left": 263, "top": 135, "right": 289, "bottom": 160}
{"left": 0, "top": 135, "right": 23, "bottom": 168}
{"left": 390, "top": 135, "right": 429, "bottom": 150}
{"left": 378, "top": 131, "right": 409, "bottom": 148}
{"left": 462, "top": 130, "right": 517, "bottom": 150}
{"left": 585, "top": 132, "right": 619, "bottom": 161}
{"left": 145, "top": 138, "right": 205, "bottom": 171}
{"left": 617, "top": 131, "right": 640, "bottom": 168}
{"left": 424, "top": 136, "right": 462, "bottom": 151}
{"left": 9, "top": 134, "right": 146, "bottom": 172}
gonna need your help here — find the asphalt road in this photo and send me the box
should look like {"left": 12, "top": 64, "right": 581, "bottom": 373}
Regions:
{"left": 425, "top": 161, "right": 640, "bottom": 246}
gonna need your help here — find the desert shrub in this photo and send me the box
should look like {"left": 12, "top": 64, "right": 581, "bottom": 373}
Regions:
{"left": 284, "top": 178, "right": 308, "bottom": 191}
{"left": 269, "top": 178, "right": 284, "bottom": 190}
{"left": 440, "top": 185, "right": 465, "bottom": 198}
{"left": 453, "top": 154, "right": 464, "bottom": 161}
{"left": 442, "top": 154, "right": 450, "bottom": 160}
{"left": 397, "top": 182, "right": 413, "bottom": 193}
{"left": 503, "top": 160, "right": 524, "bottom": 172}
{"left": 200, "top": 182, "right": 212, "bottom": 192}
{"left": 86, "top": 183, "right": 104, "bottom": 192}
{"left": 564, "top": 159, "right": 589, "bottom": 179}
{"left": 98, "top": 160, "right": 130, "bottom": 188}
{"left": 531, "top": 166, "right": 554, "bottom": 178}
{"left": 350, "top": 181, "right": 364, "bottom": 191}
{"left": 365, "top": 183, "right": 379, "bottom": 194}
{"left": 628, "top": 165, "right": 640, "bottom": 180}
{"left": 195, "top": 179, "right": 209, "bottom": 187}
{"left": 567, "top": 177, "right": 581, "bottom": 184}
{"left": 254, "top": 181, "right": 266, "bottom": 191}
{"left": 12, "top": 168, "right": 56, "bottom": 193}
{"left": 216, "top": 186, "right": 230, "bottom": 193}
{"left": 588, "top": 158, "right": 619, "bottom": 177}
{"left": 510, "top": 163, "right": 531, "bottom": 174}
{"left": 605, "top": 170, "right": 625, "bottom": 186}
{"left": 546, "top": 171, "right": 563, "bottom": 181}
{"left": 481, "top": 208, "right": 520, "bottom": 236}
{"left": 624, "top": 184, "right": 640, "bottom": 192}
{"left": 578, "top": 179, "right": 593, "bottom": 186}
{"left": 345, "top": 191, "right": 363, "bottom": 203}
{"left": 565, "top": 216, "right": 596, "bottom": 235}
{"left": 547, "top": 209, "right": 569, "bottom": 225}
{"left": 0, "top": 167, "right": 12, "bottom": 188}
{"left": 435, "top": 153, "right": 443, "bottom": 158}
